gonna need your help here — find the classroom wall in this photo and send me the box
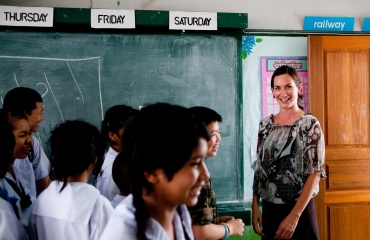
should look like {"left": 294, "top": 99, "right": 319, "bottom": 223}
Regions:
{"left": 1, "top": 0, "right": 370, "bottom": 31}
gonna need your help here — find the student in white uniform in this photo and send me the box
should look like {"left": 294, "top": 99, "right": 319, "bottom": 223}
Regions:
{"left": 3, "top": 87, "right": 51, "bottom": 201}
{"left": 100, "top": 103, "right": 210, "bottom": 240}
{"left": 0, "top": 110, "right": 28, "bottom": 240}
{"left": 29, "top": 120, "right": 113, "bottom": 240}
{"left": 0, "top": 109, "right": 33, "bottom": 229}
{"left": 110, "top": 152, "right": 130, "bottom": 208}
{"left": 95, "top": 104, "right": 138, "bottom": 201}
{"left": 0, "top": 198, "right": 28, "bottom": 240}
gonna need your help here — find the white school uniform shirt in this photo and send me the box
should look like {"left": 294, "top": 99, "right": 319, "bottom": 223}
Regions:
{"left": 111, "top": 194, "right": 126, "bottom": 208}
{"left": 13, "top": 136, "right": 51, "bottom": 202}
{"left": 95, "top": 147, "right": 120, "bottom": 201}
{"left": 29, "top": 181, "right": 113, "bottom": 240}
{"left": 0, "top": 166, "right": 33, "bottom": 228}
{"left": 100, "top": 194, "right": 194, "bottom": 240}
{"left": 0, "top": 197, "right": 28, "bottom": 240}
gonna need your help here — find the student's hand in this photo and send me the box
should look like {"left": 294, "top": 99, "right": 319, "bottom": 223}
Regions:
{"left": 274, "top": 212, "right": 299, "bottom": 239}
{"left": 218, "top": 215, "right": 234, "bottom": 223}
{"left": 227, "top": 218, "right": 245, "bottom": 236}
{"left": 252, "top": 205, "right": 265, "bottom": 237}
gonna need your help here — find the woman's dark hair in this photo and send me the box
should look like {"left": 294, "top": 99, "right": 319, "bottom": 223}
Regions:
{"left": 0, "top": 108, "right": 15, "bottom": 178}
{"left": 50, "top": 120, "right": 104, "bottom": 192}
{"left": 270, "top": 65, "right": 304, "bottom": 110}
{"left": 121, "top": 102, "right": 210, "bottom": 240}
{"left": 101, "top": 105, "right": 138, "bottom": 150}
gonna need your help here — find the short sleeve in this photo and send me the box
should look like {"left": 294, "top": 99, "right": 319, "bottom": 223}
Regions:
{"left": 89, "top": 196, "right": 114, "bottom": 240}
{"left": 302, "top": 118, "right": 326, "bottom": 178}
{"left": 31, "top": 136, "right": 51, "bottom": 180}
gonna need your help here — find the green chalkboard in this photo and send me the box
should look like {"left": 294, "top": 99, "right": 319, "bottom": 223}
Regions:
{"left": 0, "top": 29, "right": 241, "bottom": 202}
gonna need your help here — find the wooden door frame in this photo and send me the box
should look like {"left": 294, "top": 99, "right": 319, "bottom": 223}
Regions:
{"left": 308, "top": 36, "right": 327, "bottom": 240}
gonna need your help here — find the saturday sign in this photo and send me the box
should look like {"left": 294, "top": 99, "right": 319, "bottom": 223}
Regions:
{"left": 0, "top": 5, "right": 53, "bottom": 27}
{"left": 91, "top": 9, "right": 135, "bottom": 29}
{"left": 169, "top": 11, "right": 217, "bottom": 30}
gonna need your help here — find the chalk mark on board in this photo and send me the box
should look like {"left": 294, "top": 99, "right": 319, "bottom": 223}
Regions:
{"left": 43, "top": 72, "right": 64, "bottom": 123}
{"left": 37, "top": 82, "right": 48, "bottom": 98}
{"left": 0, "top": 55, "right": 100, "bottom": 61}
{"left": 0, "top": 55, "right": 104, "bottom": 121}
{"left": 98, "top": 59, "right": 103, "bottom": 121}
{"left": 13, "top": 73, "right": 19, "bottom": 87}
{"left": 66, "top": 61, "right": 84, "bottom": 104}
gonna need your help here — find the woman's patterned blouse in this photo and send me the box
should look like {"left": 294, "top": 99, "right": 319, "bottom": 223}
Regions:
{"left": 252, "top": 114, "right": 326, "bottom": 204}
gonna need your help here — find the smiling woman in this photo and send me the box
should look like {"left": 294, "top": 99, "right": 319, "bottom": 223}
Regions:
{"left": 251, "top": 65, "right": 326, "bottom": 240}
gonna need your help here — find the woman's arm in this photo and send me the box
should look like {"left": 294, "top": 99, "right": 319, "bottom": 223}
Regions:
{"left": 251, "top": 193, "right": 265, "bottom": 237}
{"left": 274, "top": 172, "right": 321, "bottom": 239}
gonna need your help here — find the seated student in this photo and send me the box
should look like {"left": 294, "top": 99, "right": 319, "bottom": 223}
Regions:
{"left": 187, "top": 106, "right": 245, "bottom": 240}
{"left": 0, "top": 110, "right": 28, "bottom": 240}
{"left": 3, "top": 87, "right": 51, "bottom": 201}
{"left": 95, "top": 104, "right": 138, "bottom": 201}
{"left": 29, "top": 120, "right": 114, "bottom": 240}
{"left": 0, "top": 109, "right": 33, "bottom": 229}
{"left": 100, "top": 102, "right": 210, "bottom": 240}
{"left": 110, "top": 152, "right": 131, "bottom": 208}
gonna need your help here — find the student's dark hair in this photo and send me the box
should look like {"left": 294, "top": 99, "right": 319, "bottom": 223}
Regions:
{"left": 121, "top": 102, "right": 210, "bottom": 240}
{"left": 50, "top": 120, "right": 104, "bottom": 192}
{"left": 188, "top": 106, "right": 222, "bottom": 126}
{"left": 270, "top": 65, "right": 304, "bottom": 110}
{"left": 3, "top": 87, "right": 43, "bottom": 115}
{"left": 101, "top": 104, "right": 138, "bottom": 150}
{"left": 112, "top": 152, "right": 131, "bottom": 196}
{"left": 4, "top": 109, "right": 29, "bottom": 130}
{"left": 0, "top": 108, "right": 15, "bottom": 178}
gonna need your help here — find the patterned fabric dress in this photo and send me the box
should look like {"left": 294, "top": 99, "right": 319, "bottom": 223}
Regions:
{"left": 252, "top": 114, "right": 326, "bottom": 204}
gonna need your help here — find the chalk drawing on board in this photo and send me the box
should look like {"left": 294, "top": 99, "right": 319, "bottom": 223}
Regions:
{"left": 0, "top": 55, "right": 103, "bottom": 153}
{"left": 43, "top": 72, "right": 64, "bottom": 122}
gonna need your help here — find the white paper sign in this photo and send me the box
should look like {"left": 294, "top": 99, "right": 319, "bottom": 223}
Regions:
{"left": 91, "top": 9, "right": 135, "bottom": 29}
{"left": 0, "top": 6, "right": 53, "bottom": 27}
{"left": 169, "top": 11, "right": 217, "bottom": 30}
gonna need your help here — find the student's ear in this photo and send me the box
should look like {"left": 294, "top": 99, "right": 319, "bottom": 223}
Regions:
{"left": 144, "top": 169, "right": 164, "bottom": 184}
{"left": 108, "top": 131, "right": 118, "bottom": 143}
